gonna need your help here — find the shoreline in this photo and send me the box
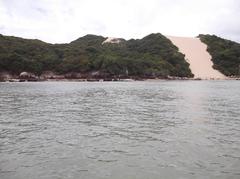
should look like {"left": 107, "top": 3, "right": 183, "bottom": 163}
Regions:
{"left": 1, "top": 77, "right": 239, "bottom": 82}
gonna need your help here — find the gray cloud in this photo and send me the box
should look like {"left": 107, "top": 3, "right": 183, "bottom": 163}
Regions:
{"left": 0, "top": 0, "right": 239, "bottom": 43}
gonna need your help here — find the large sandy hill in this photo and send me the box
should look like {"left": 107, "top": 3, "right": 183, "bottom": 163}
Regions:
{"left": 167, "top": 36, "right": 226, "bottom": 79}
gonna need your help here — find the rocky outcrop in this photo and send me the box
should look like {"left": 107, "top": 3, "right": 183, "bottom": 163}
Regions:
{"left": 19, "top": 72, "right": 38, "bottom": 81}
{"left": 64, "top": 72, "right": 82, "bottom": 79}
{"left": 102, "top": 37, "right": 124, "bottom": 44}
{"left": 0, "top": 72, "right": 13, "bottom": 81}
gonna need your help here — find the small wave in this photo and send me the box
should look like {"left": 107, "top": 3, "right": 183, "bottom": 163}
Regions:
{"left": 98, "top": 159, "right": 118, "bottom": 163}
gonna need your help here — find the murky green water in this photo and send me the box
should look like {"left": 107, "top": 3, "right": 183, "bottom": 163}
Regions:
{"left": 0, "top": 81, "right": 240, "bottom": 179}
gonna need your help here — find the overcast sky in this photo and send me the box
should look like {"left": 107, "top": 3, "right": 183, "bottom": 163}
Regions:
{"left": 0, "top": 0, "right": 239, "bottom": 43}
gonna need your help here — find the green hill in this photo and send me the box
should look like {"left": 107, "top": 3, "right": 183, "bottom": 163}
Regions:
{"left": 0, "top": 33, "right": 194, "bottom": 79}
{"left": 199, "top": 34, "right": 240, "bottom": 76}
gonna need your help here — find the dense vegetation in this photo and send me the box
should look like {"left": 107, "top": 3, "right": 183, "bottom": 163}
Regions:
{"left": 0, "top": 34, "right": 61, "bottom": 75}
{"left": 199, "top": 34, "right": 240, "bottom": 76}
{"left": 0, "top": 33, "right": 193, "bottom": 78}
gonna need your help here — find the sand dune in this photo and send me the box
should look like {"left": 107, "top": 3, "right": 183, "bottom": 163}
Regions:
{"left": 167, "top": 36, "right": 226, "bottom": 79}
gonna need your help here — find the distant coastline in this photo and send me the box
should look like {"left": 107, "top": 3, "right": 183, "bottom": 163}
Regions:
{"left": 1, "top": 71, "right": 238, "bottom": 83}
{"left": 0, "top": 33, "right": 239, "bottom": 81}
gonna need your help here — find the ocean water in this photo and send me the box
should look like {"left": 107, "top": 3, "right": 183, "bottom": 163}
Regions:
{"left": 0, "top": 81, "right": 240, "bottom": 179}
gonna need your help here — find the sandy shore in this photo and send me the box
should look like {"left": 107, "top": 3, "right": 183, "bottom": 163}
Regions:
{"left": 167, "top": 36, "right": 226, "bottom": 79}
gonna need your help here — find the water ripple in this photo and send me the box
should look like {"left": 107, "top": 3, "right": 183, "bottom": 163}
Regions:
{"left": 0, "top": 81, "right": 240, "bottom": 179}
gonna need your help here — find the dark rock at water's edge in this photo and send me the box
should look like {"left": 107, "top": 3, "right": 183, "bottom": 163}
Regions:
{"left": 19, "top": 72, "right": 38, "bottom": 80}
{"left": 0, "top": 70, "right": 192, "bottom": 82}
{"left": 1, "top": 70, "right": 239, "bottom": 82}
{"left": 0, "top": 72, "right": 18, "bottom": 82}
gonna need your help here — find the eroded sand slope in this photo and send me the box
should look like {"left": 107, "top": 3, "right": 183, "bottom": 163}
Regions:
{"left": 167, "top": 36, "right": 226, "bottom": 79}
